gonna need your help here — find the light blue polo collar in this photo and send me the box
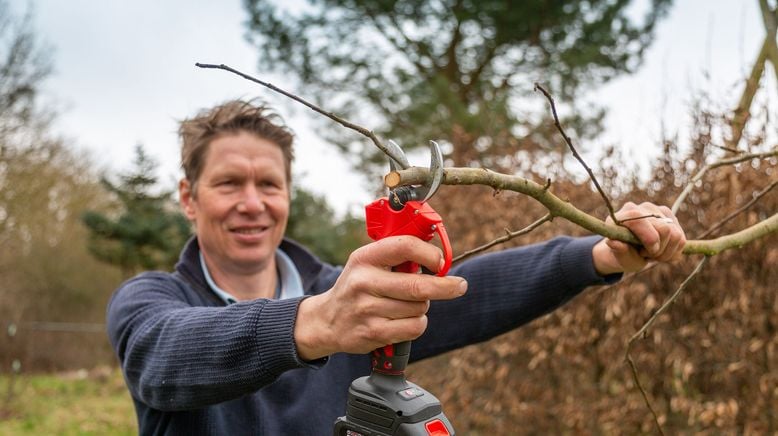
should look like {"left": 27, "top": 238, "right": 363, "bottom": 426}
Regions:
{"left": 199, "top": 250, "right": 304, "bottom": 304}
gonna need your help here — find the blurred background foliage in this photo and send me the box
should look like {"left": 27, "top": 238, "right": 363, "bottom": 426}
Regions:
{"left": 1, "top": 0, "right": 776, "bottom": 434}
{"left": 244, "top": 0, "right": 672, "bottom": 177}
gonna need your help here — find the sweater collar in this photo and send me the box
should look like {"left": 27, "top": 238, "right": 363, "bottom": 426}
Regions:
{"left": 175, "top": 236, "right": 325, "bottom": 295}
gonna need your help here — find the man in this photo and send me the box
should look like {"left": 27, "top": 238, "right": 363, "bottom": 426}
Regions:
{"left": 107, "top": 100, "right": 686, "bottom": 435}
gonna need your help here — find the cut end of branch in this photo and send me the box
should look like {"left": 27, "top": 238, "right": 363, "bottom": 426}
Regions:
{"left": 384, "top": 171, "right": 402, "bottom": 188}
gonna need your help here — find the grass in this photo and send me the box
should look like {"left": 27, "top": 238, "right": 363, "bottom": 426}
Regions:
{"left": 0, "top": 366, "right": 136, "bottom": 435}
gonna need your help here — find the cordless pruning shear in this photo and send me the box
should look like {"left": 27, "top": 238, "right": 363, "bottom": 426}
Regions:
{"left": 334, "top": 140, "right": 455, "bottom": 436}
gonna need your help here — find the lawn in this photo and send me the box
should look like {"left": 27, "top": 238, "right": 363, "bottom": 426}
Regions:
{"left": 0, "top": 366, "right": 136, "bottom": 435}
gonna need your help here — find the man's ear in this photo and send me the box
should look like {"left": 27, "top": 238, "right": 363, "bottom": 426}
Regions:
{"left": 179, "top": 178, "right": 197, "bottom": 221}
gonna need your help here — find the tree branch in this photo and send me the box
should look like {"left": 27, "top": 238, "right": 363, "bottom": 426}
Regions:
{"left": 194, "top": 63, "right": 400, "bottom": 167}
{"left": 625, "top": 256, "right": 710, "bottom": 436}
{"left": 697, "top": 178, "right": 778, "bottom": 239}
{"left": 671, "top": 149, "right": 778, "bottom": 213}
{"left": 198, "top": 62, "right": 778, "bottom": 257}
{"left": 387, "top": 167, "right": 778, "bottom": 255}
{"left": 727, "top": 38, "right": 768, "bottom": 150}
{"left": 452, "top": 213, "right": 553, "bottom": 263}
{"left": 758, "top": 0, "right": 778, "bottom": 82}
{"left": 534, "top": 83, "right": 620, "bottom": 223}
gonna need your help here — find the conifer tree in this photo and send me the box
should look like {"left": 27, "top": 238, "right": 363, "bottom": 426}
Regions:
{"left": 82, "top": 145, "right": 190, "bottom": 278}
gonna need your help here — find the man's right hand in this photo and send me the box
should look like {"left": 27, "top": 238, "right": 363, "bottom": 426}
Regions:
{"left": 293, "top": 236, "right": 468, "bottom": 361}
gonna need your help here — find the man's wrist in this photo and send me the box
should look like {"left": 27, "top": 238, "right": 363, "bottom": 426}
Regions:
{"left": 592, "top": 239, "right": 623, "bottom": 276}
{"left": 294, "top": 295, "right": 330, "bottom": 361}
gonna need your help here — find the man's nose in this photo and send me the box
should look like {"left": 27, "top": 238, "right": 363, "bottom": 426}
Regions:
{"left": 236, "top": 185, "right": 266, "bottom": 214}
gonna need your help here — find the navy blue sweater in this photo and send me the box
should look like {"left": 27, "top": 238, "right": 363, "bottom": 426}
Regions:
{"left": 106, "top": 235, "right": 615, "bottom": 435}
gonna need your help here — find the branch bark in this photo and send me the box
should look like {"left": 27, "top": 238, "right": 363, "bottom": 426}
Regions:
{"left": 534, "top": 83, "right": 620, "bottom": 224}
{"left": 386, "top": 167, "right": 778, "bottom": 255}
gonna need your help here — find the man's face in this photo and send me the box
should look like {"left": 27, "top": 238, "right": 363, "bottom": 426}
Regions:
{"left": 180, "top": 131, "right": 290, "bottom": 274}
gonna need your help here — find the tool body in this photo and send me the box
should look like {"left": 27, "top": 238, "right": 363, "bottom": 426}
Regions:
{"left": 334, "top": 142, "right": 455, "bottom": 436}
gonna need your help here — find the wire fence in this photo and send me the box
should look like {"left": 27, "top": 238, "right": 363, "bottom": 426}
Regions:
{"left": 3, "top": 320, "right": 113, "bottom": 373}
{"left": 2, "top": 319, "right": 114, "bottom": 408}
{"left": 7, "top": 321, "right": 106, "bottom": 334}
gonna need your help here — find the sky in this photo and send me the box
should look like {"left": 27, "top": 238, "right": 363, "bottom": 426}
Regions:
{"left": 21, "top": 0, "right": 775, "bottom": 215}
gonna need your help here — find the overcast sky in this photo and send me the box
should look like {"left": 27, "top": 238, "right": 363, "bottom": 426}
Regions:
{"left": 23, "top": 0, "right": 773, "bottom": 215}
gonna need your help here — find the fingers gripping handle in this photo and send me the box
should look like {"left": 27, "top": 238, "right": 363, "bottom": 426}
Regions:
{"left": 365, "top": 198, "right": 452, "bottom": 276}
{"left": 365, "top": 198, "right": 452, "bottom": 375}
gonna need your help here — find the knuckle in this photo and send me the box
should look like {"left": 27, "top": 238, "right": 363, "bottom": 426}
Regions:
{"left": 343, "top": 270, "right": 369, "bottom": 295}
{"left": 407, "top": 279, "right": 425, "bottom": 300}
{"left": 362, "top": 322, "right": 384, "bottom": 343}
{"left": 356, "top": 297, "right": 378, "bottom": 317}
{"left": 346, "top": 245, "right": 368, "bottom": 266}
{"left": 657, "top": 223, "right": 672, "bottom": 237}
{"left": 659, "top": 205, "right": 673, "bottom": 216}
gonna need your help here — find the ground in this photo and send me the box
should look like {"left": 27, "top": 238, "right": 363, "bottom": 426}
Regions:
{"left": 0, "top": 366, "right": 136, "bottom": 435}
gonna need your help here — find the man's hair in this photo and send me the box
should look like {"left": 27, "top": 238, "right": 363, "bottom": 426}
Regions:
{"left": 179, "top": 99, "right": 295, "bottom": 193}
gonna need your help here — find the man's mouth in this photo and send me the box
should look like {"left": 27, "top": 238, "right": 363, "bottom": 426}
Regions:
{"left": 231, "top": 226, "right": 269, "bottom": 235}
{"left": 234, "top": 228, "right": 265, "bottom": 234}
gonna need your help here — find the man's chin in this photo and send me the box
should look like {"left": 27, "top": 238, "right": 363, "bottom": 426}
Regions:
{"left": 231, "top": 250, "right": 275, "bottom": 270}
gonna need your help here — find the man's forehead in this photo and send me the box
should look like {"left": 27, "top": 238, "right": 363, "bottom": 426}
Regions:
{"left": 203, "top": 141, "right": 285, "bottom": 173}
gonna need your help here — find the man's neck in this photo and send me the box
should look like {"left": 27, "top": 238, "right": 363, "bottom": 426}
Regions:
{"left": 202, "top": 253, "right": 277, "bottom": 301}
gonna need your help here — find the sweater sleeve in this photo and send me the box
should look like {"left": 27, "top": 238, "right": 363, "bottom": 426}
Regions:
{"left": 411, "top": 235, "right": 620, "bottom": 361}
{"left": 106, "top": 272, "right": 314, "bottom": 411}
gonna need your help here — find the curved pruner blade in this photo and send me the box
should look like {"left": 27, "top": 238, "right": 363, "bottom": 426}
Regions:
{"left": 385, "top": 139, "right": 444, "bottom": 203}
{"left": 386, "top": 139, "right": 411, "bottom": 172}
{"left": 419, "top": 140, "right": 444, "bottom": 203}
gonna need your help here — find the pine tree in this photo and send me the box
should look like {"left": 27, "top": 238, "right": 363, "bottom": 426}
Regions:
{"left": 82, "top": 145, "right": 190, "bottom": 278}
{"left": 244, "top": 0, "right": 672, "bottom": 175}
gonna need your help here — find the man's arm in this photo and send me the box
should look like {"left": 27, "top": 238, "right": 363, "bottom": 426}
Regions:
{"left": 107, "top": 273, "right": 310, "bottom": 411}
{"left": 411, "top": 201, "right": 686, "bottom": 360}
{"left": 292, "top": 202, "right": 685, "bottom": 363}
{"left": 412, "top": 235, "right": 612, "bottom": 360}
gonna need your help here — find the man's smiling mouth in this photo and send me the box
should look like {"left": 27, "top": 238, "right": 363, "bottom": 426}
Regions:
{"left": 231, "top": 226, "right": 269, "bottom": 235}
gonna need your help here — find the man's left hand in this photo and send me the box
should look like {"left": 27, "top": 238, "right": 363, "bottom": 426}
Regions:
{"left": 592, "top": 202, "right": 687, "bottom": 275}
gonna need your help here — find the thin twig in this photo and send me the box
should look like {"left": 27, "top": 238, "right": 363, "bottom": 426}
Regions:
{"left": 627, "top": 353, "right": 665, "bottom": 436}
{"left": 619, "top": 214, "right": 662, "bottom": 223}
{"left": 672, "top": 149, "right": 778, "bottom": 214}
{"left": 195, "top": 63, "right": 399, "bottom": 166}
{"left": 626, "top": 257, "right": 709, "bottom": 347}
{"left": 625, "top": 256, "right": 710, "bottom": 435}
{"left": 534, "top": 83, "right": 619, "bottom": 224}
{"left": 592, "top": 261, "right": 659, "bottom": 297}
{"left": 452, "top": 214, "right": 553, "bottom": 263}
{"left": 697, "top": 178, "right": 778, "bottom": 239}
{"left": 712, "top": 144, "right": 740, "bottom": 154}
